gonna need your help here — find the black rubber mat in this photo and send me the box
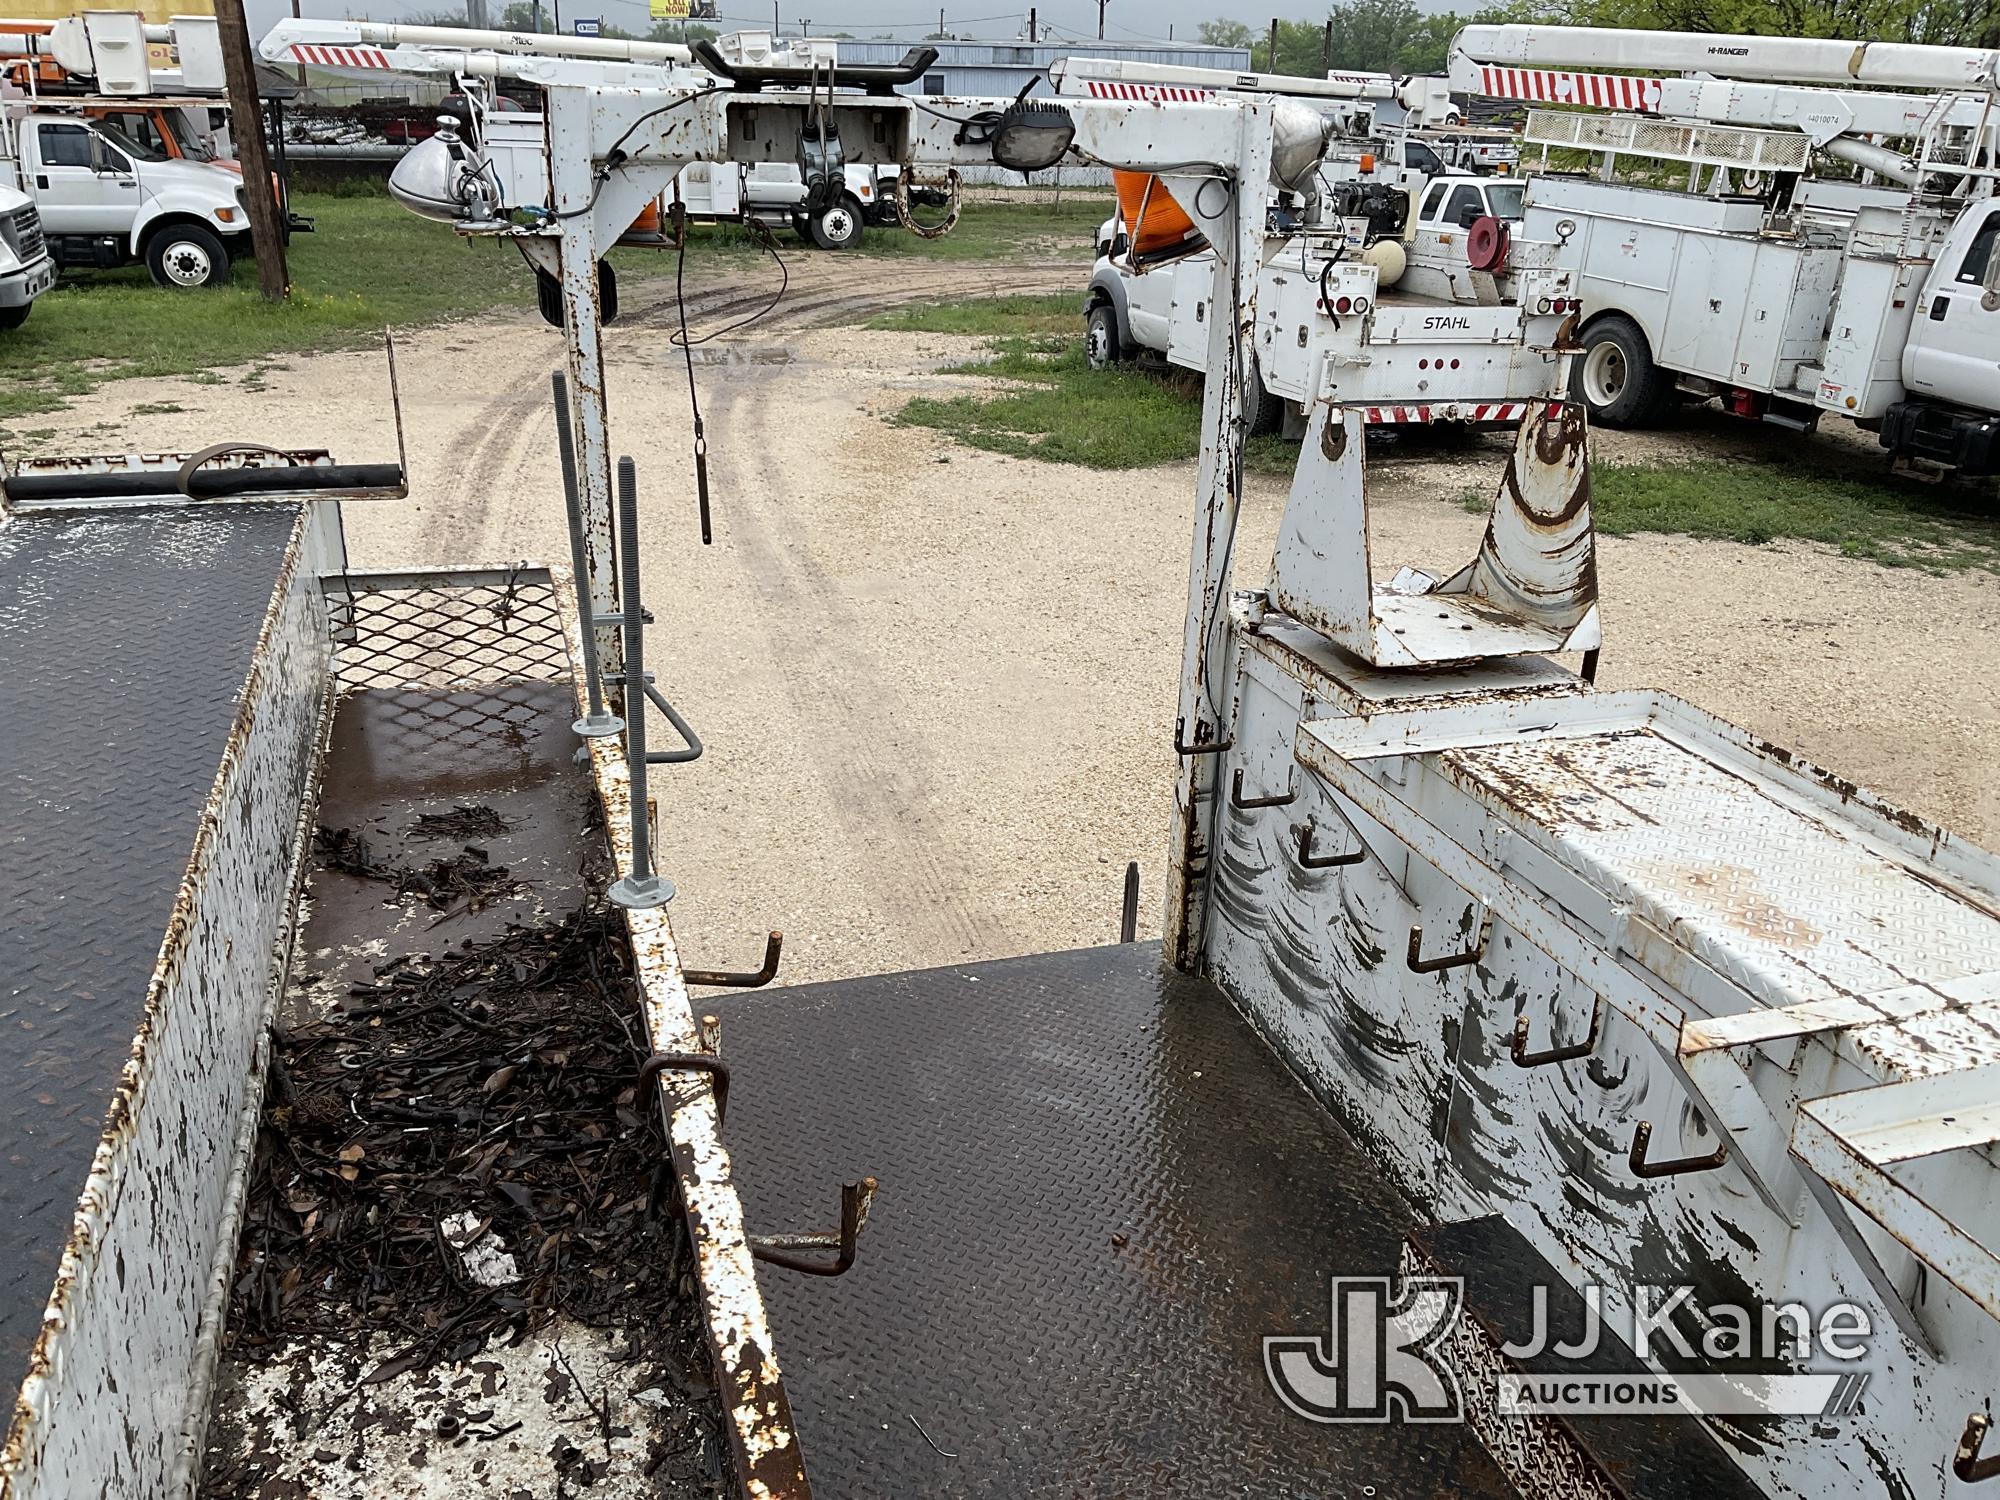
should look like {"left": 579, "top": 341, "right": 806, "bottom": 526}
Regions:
{"left": 0, "top": 505, "right": 298, "bottom": 1391}
{"left": 712, "top": 943, "right": 1517, "bottom": 1499}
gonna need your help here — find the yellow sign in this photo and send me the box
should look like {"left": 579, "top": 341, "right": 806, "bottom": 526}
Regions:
{"left": 649, "top": 0, "right": 689, "bottom": 16}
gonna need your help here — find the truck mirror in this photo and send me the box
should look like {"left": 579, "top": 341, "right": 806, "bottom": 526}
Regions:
{"left": 88, "top": 137, "right": 108, "bottom": 173}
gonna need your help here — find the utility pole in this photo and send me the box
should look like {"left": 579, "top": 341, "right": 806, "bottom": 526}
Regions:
{"left": 212, "top": 0, "right": 287, "bottom": 299}
{"left": 1266, "top": 16, "right": 1278, "bottom": 71}
{"left": 1096, "top": 0, "right": 1106, "bottom": 40}
{"left": 1321, "top": 16, "right": 1332, "bottom": 73}
{"left": 1026, "top": 5, "right": 1034, "bottom": 42}
{"left": 938, "top": 7, "right": 946, "bottom": 37}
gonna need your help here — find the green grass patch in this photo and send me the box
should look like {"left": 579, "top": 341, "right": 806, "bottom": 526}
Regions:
{"left": 894, "top": 326, "right": 1292, "bottom": 473}
{"left": 855, "top": 195, "right": 1108, "bottom": 262}
{"left": 1461, "top": 459, "right": 2000, "bottom": 572}
{"left": 0, "top": 193, "right": 1107, "bottom": 431}
{"left": 866, "top": 293, "right": 1081, "bottom": 337}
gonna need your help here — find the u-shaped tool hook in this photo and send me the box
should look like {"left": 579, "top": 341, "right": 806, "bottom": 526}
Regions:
{"left": 1957, "top": 1413, "right": 2000, "bottom": 1483}
{"left": 1511, "top": 998, "right": 1604, "bottom": 1068}
{"left": 751, "top": 1177, "right": 879, "bottom": 1278}
{"left": 1231, "top": 768, "right": 1296, "bottom": 810}
{"left": 1174, "top": 717, "right": 1235, "bottom": 756}
{"left": 1629, "top": 1120, "right": 1729, "bottom": 1179}
{"left": 684, "top": 931, "right": 783, "bottom": 989}
{"left": 638, "top": 1050, "right": 731, "bottom": 1127}
{"left": 1297, "top": 822, "right": 1365, "bottom": 869}
{"left": 1407, "top": 914, "right": 1493, "bottom": 974}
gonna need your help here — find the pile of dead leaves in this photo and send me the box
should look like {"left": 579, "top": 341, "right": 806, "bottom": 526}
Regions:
{"left": 227, "top": 905, "right": 704, "bottom": 1387}
{"left": 314, "top": 823, "right": 526, "bottom": 916}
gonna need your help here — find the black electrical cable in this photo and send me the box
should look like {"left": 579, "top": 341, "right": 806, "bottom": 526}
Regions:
{"left": 668, "top": 217, "right": 791, "bottom": 544}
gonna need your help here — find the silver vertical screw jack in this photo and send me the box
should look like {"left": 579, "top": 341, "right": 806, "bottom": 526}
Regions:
{"left": 552, "top": 370, "right": 624, "bottom": 740}
{"left": 607, "top": 455, "right": 676, "bottom": 912}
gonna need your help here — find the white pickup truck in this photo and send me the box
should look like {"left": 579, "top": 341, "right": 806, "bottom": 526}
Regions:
{"left": 0, "top": 180, "right": 55, "bottom": 327}
{"left": 1086, "top": 171, "right": 1566, "bottom": 432}
{"left": 2, "top": 106, "right": 256, "bottom": 287}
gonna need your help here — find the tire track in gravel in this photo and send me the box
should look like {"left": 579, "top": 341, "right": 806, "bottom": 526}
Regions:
{"left": 417, "top": 257, "right": 1079, "bottom": 561}
{"left": 690, "top": 330, "right": 1031, "bottom": 962}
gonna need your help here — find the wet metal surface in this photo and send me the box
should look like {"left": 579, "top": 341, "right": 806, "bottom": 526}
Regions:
{"left": 711, "top": 942, "right": 1518, "bottom": 1498}
{"left": 282, "top": 680, "right": 596, "bottom": 1026}
{"left": 0, "top": 505, "right": 299, "bottom": 1396}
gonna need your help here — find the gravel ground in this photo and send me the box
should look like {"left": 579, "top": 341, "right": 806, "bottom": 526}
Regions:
{"left": 28, "top": 255, "right": 1999, "bottom": 987}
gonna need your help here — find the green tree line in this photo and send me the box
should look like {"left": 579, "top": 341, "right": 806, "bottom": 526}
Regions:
{"left": 1201, "top": 0, "right": 2000, "bottom": 77}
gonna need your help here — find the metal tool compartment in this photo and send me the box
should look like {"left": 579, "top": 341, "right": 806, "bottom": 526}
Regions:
{"left": 1285, "top": 686, "right": 2000, "bottom": 1500}
{"left": 0, "top": 503, "right": 334, "bottom": 1500}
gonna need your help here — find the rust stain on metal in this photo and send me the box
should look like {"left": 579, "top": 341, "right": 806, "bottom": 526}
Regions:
{"left": 554, "top": 567, "right": 811, "bottom": 1499}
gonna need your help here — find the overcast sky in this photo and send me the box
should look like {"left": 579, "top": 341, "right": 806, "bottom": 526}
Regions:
{"left": 246, "top": 0, "right": 1413, "bottom": 52}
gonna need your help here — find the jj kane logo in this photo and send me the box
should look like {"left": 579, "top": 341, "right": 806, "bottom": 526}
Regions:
{"left": 1266, "top": 1276, "right": 1876, "bottom": 1424}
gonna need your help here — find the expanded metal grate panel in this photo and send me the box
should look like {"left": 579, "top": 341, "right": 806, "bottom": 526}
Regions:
{"left": 328, "top": 567, "right": 570, "bottom": 694}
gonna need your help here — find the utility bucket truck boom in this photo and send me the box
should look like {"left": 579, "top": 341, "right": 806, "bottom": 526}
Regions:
{"left": 1068, "top": 55, "right": 1577, "bottom": 431}
{"left": 1452, "top": 23, "right": 2000, "bottom": 473}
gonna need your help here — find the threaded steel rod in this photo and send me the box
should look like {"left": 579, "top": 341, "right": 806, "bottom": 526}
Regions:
{"left": 552, "top": 370, "right": 612, "bottom": 723}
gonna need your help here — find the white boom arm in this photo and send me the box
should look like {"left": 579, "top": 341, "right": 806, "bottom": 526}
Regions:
{"left": 1049, "top": 55, "right": 1455, "bottom": 128}
{"left": 1449, "top": 23, "right": 2000, "bottom": 150}
{"left": 270, "top": 17, "right": 690, "bottom": 72}
{"left": 1051, "top": 55, "right": 1384, "bottom": 101}
{"left": 1451, "top": 23, "right": 1999, "bottom": 93}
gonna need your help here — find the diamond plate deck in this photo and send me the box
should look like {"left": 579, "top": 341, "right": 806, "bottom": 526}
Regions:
{"left": 710, "top": 943, "right": 1518, "bottom": 1498}
{"left": 1441, "top": 730, "right": 2000, "bottom": 1009}
{"left": 0, "top": 505, "right": 300, "bottom": 1394}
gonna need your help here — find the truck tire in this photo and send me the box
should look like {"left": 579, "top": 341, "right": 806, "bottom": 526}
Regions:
{"left": 0, "top": 304, "right": 29, "bottom": 330}
{"left": 145, "top": 223, "right": 231, "bottom": 289}
{"left": 808, "top": 195, "right": 864, "bottom": 251}
{"left": 1573, "top": 314, "right": 1671, "bottom": 427}
{"left": 1085, "top": 302, "right": 1122, "bottom": 370}
{"left": 1247, "top": 364, "right": 1286, "bottom": 438}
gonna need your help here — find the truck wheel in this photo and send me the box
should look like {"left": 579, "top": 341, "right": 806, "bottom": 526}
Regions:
{"left": 146, "top": 224, "right": 231, "bottom": 289}
{"left": 809, "top": 195, "right": 864, "bottom": 251}
{"left": 0, "top": 304, "right": 29, "bottom": 330}
{"left": 1085, "top": 303, "right": 1122, "bottom": 370}
{"left": 1247, "top": 365, "right": 1286, "bottom": 437}
{"left": 1573, "top": 314, "right": 1670, "bottom": 427}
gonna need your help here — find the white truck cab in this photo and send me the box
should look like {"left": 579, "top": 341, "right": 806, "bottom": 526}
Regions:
{"left": 0, "top": 179, "right": 54, "bottom": 326}
{"left": 1895, "top": 199, "right": 2000, "bottom": 449}
{"left": 3, "top": 107, "right": 252, "bottom": 287}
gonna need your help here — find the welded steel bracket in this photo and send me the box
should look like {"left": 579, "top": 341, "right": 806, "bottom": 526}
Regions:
{"left": 1268, "top": 401, "right": 1601, "bottom": 669}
